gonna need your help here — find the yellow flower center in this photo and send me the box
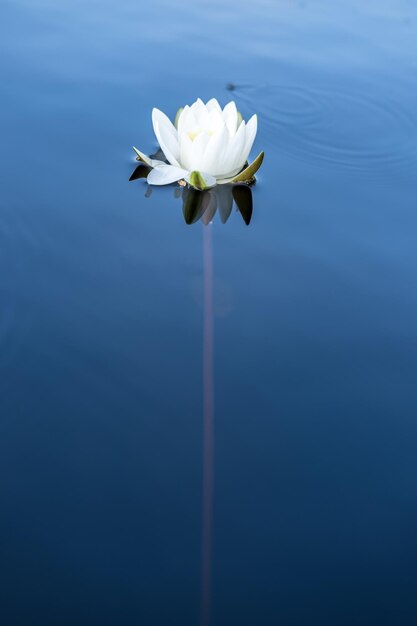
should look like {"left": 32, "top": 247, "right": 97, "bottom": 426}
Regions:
{"left": 187, "top": 127, "right": 216, "bottom": 141}
{"left": 187, "top": 130, "right": 200, "bottom": 141}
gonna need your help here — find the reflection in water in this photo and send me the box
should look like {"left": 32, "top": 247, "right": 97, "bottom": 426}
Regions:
{"left": 129, "top": 171, "right": 254, "bottom": 625}
{"left": 201, "top": 223, "right": 214, "bottom": 626}
{"left": 128, "top": 163, "right": 151, "bottom": 181}
{"left": 129, "top": 171, "right": 254, "bottom": 624}
{"left": 182, "top": 185, "right": 253, "bottom": 226}
{"left": 129, "top": 168, "right": 254, "bottom": 225}
{"left": 128, "top": 171, "right": 255, "bottom": 625}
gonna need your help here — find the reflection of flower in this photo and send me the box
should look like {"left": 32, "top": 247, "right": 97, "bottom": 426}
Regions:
{"left": 133, "top": 98, "right": 264, "bottom": 190}
{"left": 129, "top": 162, "right": 254, "bottom": 225}
{"left": 181, "top": 184, "right": 253, "bottom": 226}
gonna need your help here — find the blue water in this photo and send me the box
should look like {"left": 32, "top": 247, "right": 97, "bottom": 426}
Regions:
{"left": 1, "top": 1, "right": 417, "bottom": 624}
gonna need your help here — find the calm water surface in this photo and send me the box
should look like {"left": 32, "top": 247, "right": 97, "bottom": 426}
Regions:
{"left": 1, "top": 1, "right": 417, "bottom": 624}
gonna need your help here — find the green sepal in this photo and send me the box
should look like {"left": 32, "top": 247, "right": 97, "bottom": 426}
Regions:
{"left": 229, "top": 151, "right": 264, "bottom": 183}
{"left": 188, "top": 171, "right": 214, "bottom": 191}
{"left": 132, "top": 146, "right": 152, "bottom": 165}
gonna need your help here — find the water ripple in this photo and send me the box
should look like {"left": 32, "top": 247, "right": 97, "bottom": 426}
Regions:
{"left": 238, "top": 84, "right": 417, "bottom": 174}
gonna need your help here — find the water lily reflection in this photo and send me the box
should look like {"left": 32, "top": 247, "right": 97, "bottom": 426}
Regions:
{"left": 182, "top": 184, "right": 253, "bottom": 225}
{"left": 129, "top": 164, "right": 254, "bottom": 226}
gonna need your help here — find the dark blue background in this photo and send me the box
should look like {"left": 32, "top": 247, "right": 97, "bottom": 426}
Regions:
{"left": 1, "top": 1, "right": 417, "bottom": 624}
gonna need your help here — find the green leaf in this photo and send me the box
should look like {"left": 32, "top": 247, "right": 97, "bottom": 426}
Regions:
{"left": 230, "top": 151, "right": 264, "bottom": 183}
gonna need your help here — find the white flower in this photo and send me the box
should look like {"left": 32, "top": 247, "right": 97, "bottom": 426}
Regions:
{"left": 133, "top": 98, "right": 264, "bottom": 190}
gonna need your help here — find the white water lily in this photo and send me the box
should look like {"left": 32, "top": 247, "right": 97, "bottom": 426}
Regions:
{"left": 133, "top": 98, "right": 264, "bottom": 190}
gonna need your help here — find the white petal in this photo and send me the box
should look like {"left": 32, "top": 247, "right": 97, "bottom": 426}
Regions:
{"left": 151, "top": 108, "right": 178, "bottom": 142}
{"left": 217, "top": 173, "right": 242, "bottom": 184}
{"left": 201, "top": 122, "right": 230, "bottom": 176}
{"left": 225, "top": 120, "right": 247, "bottom": 173}
{"left": 207, "top": 110, "right": 223, "bottom": 135}
{"left": 174, "top": 107, "right": 184, "bottom": 128}
{"left": 152, "top": 108, "right": 180, "bottom": 166}
{"left": 241, "top": 114, "right": 257, "bottom": 164}
{"left": 191, "top": 132, "right": 210, "bottom": 170}
{"left": 178, "top": 106, "right": 199, "bottom": 137}
{"left": 217, "top": 150, "right": 264, "bottom": 184}
{"left": 190, "top": 98, "right": 208, "bottom": 127}
{"left": 177, "top": 105, "right": 190, "bottom": 135}
{"left": 222, "top": 101, "right": 239, "bottom": 136}
{"left": 179, "top": 133, "right": 195, "bottom": 171}
{"left": 147, "top": 164, "right": 188, "bottom": 185}
{"left": 206, "top": 98, "right": 222, "bottom": 113}
{"left": 217, "top": 115, "right": 258, "bottom": 179}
